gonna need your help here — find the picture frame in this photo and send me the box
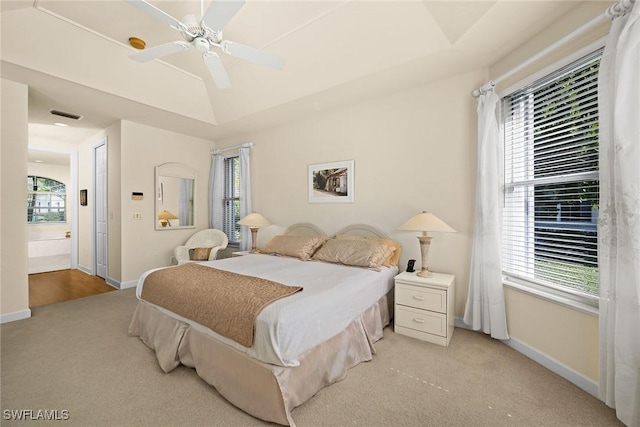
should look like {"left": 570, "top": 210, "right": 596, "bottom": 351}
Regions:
{"left": 308, "top": 160, "right": 354, "bottom": 203}
{"left": 80, "top": 189, "right": 88, "bottom": 206}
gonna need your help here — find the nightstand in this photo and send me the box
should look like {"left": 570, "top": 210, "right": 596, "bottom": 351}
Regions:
{"left": 394, "top": 271, "right": 455, "bottom": 347}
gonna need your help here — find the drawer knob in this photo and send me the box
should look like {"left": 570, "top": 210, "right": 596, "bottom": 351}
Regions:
{"left": 412, "top": 318, "right": 425, "bottom": 323}
{"left": 412, "top": 295, "right": 425, "bottom": 301}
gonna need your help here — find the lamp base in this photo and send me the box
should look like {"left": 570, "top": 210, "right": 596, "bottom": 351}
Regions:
{"left": 417, "top": 234, "right": 432, "bottom": 278}
{"left": 417, "top": 269, "right": 433, "bottom": 278}
{"left": 249, "top": 227, "right": 259, "bottom": 253}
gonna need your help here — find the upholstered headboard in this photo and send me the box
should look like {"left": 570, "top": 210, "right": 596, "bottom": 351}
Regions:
{"left": 283, "top": 223, "right": 327, "bottom": 238}
{"left": 334, "top": 224, "right": 392, "bottom": 240}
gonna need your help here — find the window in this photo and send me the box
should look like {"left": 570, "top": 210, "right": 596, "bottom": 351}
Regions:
{"left": 27, "top": 176, "right": 66, "bottom": 223}
{"left": 223, "top": 156, "right": 241, "bottom": 245}
{"left": 502, "top": 49, "right": 601, "bottom": 298}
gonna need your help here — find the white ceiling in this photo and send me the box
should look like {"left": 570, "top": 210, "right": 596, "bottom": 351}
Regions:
{"left": 1, "top": 0, "right": 594, "bottom": 146}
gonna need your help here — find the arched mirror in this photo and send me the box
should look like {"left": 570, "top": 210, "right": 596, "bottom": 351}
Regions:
{"left": 155, "top": 163, "right": 196, "bottom": 230}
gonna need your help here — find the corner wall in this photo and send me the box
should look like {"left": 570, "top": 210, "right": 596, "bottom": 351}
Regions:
{"left": 1, "top": 78, "right": 30, "bottom": 322}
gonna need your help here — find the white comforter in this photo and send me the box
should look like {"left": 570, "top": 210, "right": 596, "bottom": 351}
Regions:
{"left": 136, "top": 254, "right": 397, "bottom": 367}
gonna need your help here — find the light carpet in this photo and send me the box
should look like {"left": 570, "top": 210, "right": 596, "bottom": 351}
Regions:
{"left": 0, "top": 288, "right": 622, "bottom": 426}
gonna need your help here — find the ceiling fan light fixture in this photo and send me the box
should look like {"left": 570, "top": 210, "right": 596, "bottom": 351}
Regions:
{"left": 129, "top": 37, "right": 146, "bottom": 50}
{"left": 193, "top": 37, "right": 210, "bottom": 53}
{"left": 126, "top": 0, "right": 285, "bottom": 89}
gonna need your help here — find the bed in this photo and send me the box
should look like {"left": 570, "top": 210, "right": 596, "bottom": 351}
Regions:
{"left": 128, "top": 223, "right": 400, "bottom": 426}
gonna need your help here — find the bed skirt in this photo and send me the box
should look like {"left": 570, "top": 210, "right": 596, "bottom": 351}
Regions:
{"left": 128, "top": 292, "right": 393, "bottom": 426}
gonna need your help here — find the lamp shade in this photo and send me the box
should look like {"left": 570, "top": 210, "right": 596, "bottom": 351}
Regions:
{"left": 158, "top": 210, "right": 178, "bottom": 220}
{"left": 399, "top": 211, "right": 456, "bottom": 233}
{"left": 238, "top": 212, "right": 271, "bottom": 228}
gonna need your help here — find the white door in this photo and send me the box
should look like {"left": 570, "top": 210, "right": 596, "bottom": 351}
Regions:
{"left": 94, "top": 142, "right": 107, "bottom": 279}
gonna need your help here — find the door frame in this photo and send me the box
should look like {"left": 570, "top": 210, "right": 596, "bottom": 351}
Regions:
{"left": 27, "top": 145, "right": 79, "bottom": 270}
{"left": 92, "top": 137, "right": 107, "bottom": 277}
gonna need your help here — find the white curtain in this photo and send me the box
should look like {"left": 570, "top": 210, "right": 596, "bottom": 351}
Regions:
{"left": 239, "top": 145, "right": 252, "bottom": 252}
{"left": 463, "top": 90, "right": 510, "bottom": 340}
{"left": 598, "top": 1, "right": 640, "bottom": 425}
{"left": 209, "top": 153, "right": 224, "bottom": 230}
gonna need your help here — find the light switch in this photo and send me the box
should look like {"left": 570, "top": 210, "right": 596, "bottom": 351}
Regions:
{"left": 132, "top": 212, "right": 142, "bottom": 220}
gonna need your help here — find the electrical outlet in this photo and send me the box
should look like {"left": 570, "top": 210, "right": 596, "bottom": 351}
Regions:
{"left": 132, "top": 212, "right": 142, "bottom": 220}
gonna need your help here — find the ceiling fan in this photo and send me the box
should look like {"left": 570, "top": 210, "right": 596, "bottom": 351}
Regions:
{"left": 126, "top": 0, "right": 284, "bottom": 89}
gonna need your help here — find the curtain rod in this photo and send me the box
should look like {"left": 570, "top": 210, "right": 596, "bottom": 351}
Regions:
{"left": 472, "top": 0, "right": 634, "bottom": 97}
{"left": 211, "top": 142, "right": 253, "bottom": 155}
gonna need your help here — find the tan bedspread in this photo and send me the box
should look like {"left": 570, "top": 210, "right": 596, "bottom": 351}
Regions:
{"left": 141, "top": 263, "right": 302, "bottom": 347}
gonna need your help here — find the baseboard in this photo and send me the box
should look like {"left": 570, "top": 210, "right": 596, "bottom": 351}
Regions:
{"left": 454, "top": 317, "right": 598, "bottom": 398}
{"left": 503, "top": 335, "right": 599, "bottom": 397}
{"left": 77, "top": 264, "right": 92, "bottom": 275}
{"left": 75, "top": 270, "right": 133, "bottom": 290}
{"left": 106, "top": 277, "right": 121, "bottom": 289}
{"left": 1, "top": 309, "right": 32, "bottom": 324}
{"left": 119, "top": 280, "right": 138, "bottom": 290}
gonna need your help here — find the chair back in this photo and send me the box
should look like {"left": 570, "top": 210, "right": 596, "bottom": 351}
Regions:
{"left": 184, "top": 229, "right": 228, "bottom": 249}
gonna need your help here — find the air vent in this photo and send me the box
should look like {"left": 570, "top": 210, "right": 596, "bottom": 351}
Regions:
{"left": 49, "top": 109, "right": 83, "bottom": 121}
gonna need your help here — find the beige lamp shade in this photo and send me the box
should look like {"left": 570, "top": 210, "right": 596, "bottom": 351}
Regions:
{"left": 158, "top": 210, "right": 178, "bottom": 227}
{"left": 238, "top": 213, "right": 271, "bottom": 253}
{"left": 238, "top": 212, "right": 271, "bottom": 228}
{"left": 399, "top": 211, "right": 455, "bottom": 277}
{"left": 398, "top": 211, "right": 456, "bottom": 233}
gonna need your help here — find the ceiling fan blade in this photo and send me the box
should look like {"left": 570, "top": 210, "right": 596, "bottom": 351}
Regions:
{"left": 202, "top": 0, "right": 246, "bottom": 30}
{"left": 203, "top": 51, "right": 231, "bottom": 89}
{"left": 130, "top": 41, "right": 191, "bottom": 62}
{"left": 126, "top": 0, "right": 184, "bottom": 30}
{"left": 220, "top": 40, "right": 284, "bottom": 70}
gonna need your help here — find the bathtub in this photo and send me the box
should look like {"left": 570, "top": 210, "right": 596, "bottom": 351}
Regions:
{"left": 28, "top": 237, "right": 70, "bottom": 258}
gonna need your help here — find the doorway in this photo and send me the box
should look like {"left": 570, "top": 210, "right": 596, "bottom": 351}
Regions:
{"left": 27, "top": 148, "right": 78, "bottom": 274}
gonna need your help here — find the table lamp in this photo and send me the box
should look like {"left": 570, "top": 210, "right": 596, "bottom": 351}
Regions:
{"left": 158, "top": 210, "right": 178, "bottom": 227}
{"left": 399, "top": 211, "right": 456, "bottom": 277}
{"left": 238, "top": 212, "right": 271, "bottom": 253}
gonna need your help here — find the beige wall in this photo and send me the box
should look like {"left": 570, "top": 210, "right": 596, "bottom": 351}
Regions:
{"left": 486, "top": 1, "right": 611, "bottom": 385}
{"left": 76, "top": 120, "right": 213, "bottom": 285}
{"left": 108, "top": 122, "right": 122, "bottom": 284}
{"left": 216, "top": 69, "right": 484, "bottom": 317}
{"left": 491, "top": 1, "right": 612, "bottom": 93}
{"left": 119, "top": 120, "right": 213, "bottom": 283}
{"left": 1, "top": 79, "right": 30, "bottom": 320}
{"left": 76, "top": 123, "right": 122, "bottom": 283}
{"left": 77, "top": 134, "right": 96, "bottom": 271}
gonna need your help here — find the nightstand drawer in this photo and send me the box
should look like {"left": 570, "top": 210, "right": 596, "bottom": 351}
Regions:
{"left": 395, "top": 306, "right": 447, "bottom": 337}
{"left": 395, "top": 284, "right": 446, "bottom": 313}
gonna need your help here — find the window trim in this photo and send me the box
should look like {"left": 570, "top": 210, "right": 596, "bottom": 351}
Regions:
{"left": 499, "top": 39, "right": 605, "bottom": 311}
{"left": 503, "top": 276, "right": 599, "bottom": 316}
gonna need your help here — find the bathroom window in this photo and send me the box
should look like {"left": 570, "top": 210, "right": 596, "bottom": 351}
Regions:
{"left": 27, "top": 176, "right": 66, "bottom": 223}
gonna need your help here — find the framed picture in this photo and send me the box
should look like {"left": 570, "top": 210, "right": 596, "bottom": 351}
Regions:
{"left": 308, "top": 160, "right": 354, "bottom": 203}
{"left": 80, "top": 189, "right": 88, "bottom": 206}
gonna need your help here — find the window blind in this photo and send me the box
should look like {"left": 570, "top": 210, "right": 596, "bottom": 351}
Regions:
{"left": 502, "top": 49, "right": 601, "bottom": 297}
{"left": 223, "top": 156, "right": 241, "bottom": 244}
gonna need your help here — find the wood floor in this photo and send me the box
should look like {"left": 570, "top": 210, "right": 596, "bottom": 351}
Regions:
{"left": 29, "top": 269, "right": 116, "bottom": 308}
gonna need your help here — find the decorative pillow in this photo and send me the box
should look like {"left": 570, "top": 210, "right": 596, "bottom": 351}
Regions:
{"left": 260, "top": 235, "right": 327, "bottom": 260}
{"left": 189, "top": 247, "right": 213, "bottom": 261}
{"left": 312, "top": 238, "right": 396, "bottom": 270}
{"left": 334, "top": 233, "right": 402, "bottom": 267}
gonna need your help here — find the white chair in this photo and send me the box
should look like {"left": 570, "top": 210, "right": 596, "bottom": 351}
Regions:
{"left": 174, "top": 229, "right": 228, "bottom": 264}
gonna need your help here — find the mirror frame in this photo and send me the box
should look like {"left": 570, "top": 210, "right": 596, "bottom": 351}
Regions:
{"left": 155, "top": 162, "right": 196, "bottom": 231}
